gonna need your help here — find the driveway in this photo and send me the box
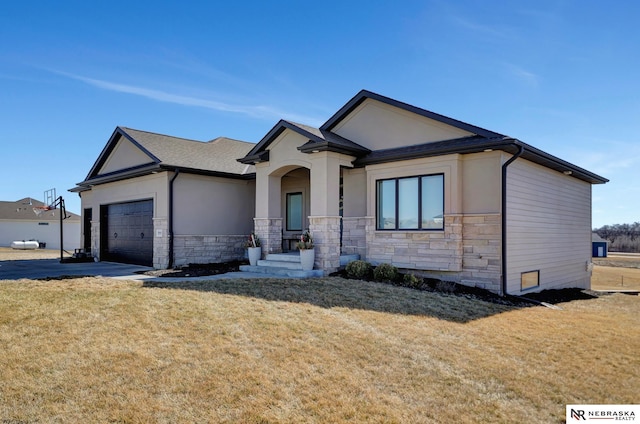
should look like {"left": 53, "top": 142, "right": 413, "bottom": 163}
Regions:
{"left": 0, "top": 258, "right": 278, "bottom": 282}
{"left": 0, "top": 258, "right": 153, "bottom": 281}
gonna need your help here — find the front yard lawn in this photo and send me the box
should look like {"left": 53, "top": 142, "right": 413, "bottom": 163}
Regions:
{"left": 0, "top": 277, "right": 638, "bottom": 423}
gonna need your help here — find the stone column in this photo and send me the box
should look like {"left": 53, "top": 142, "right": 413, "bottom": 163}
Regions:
{"left": 153, "top": 217, "right": 169, "bottom": 269}
{"left": 309, "top": 216, "right": 341, "bottom": 273}
{"left": 254, "top": 217, "right": 283, "bottom": 256}
{"left": 91, "top": 219, "right": 100, "bottom": 261}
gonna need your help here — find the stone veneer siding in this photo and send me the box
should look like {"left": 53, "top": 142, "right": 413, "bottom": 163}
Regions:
{"left": 365, "top": 215, "right": 463, "bottom": 271}
{"left": 308, "top": 216, "right": 341, "bottom": 273}
{"left": 460, "top": 214, "right": 501, "bottom": 293}
{"left": 172, "top": 234, "right": 246, "bottom": 267}
{"left": 254, "top": 217, "right": 283, "bottom": 257}
{"left": 153, "top": 218, "right": 169, "bottom": 269}
{"left": 359, "top": 213, "right": 503, "bottom": 294}
{"left": 90, "top": 220, "right": 100, "bottom": 261}
{"left": 341, "top": 217, "right": 367, "bottom": 258}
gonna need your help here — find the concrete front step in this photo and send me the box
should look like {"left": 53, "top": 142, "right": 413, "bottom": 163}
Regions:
{"left": 239, "top": 252, "right": 359, "bottom": 279}
{"left": 239, "top": 264, "right": 325, "bottom": 278}
{"left": 257, "top": 259, "right": 303, "bottom": 270}
{"left": 264, "top": 252, "right": 302, "bottom": 263}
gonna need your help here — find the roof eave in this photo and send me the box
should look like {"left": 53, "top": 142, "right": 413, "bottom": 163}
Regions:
{"left": 514, "top": 141, "right": 608, "bottom": 184}
{"left": 354, "top": 137, "right": 608, "bottom": 184}
{"left": 298, "top": 140, "right": 369, "bottom": 156}
{"left": 159, "top": 165, "right": 255, "bottom": 180}
{"left": 76, "top": 163, "right": 163, "bottom": 187}
{"left": 237, "top": 150, "right": 270, "bottom": 165}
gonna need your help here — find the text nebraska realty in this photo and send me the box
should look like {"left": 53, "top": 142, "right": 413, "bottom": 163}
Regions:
{"left": 571, "top": 408, "right": 635, "bottom": 420}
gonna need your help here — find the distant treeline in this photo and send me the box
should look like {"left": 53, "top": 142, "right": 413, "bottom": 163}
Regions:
{"left": 594, "top": 222, "right": 640, "bottom": 253}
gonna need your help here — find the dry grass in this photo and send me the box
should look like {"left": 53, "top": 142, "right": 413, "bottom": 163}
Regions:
{"left": 0, "top": 276, "right": 638, "bottom": 423}
{"left": 592, "top": 266, "right": 640, "bottom": 291}
{"left": 0, "top": 247, "right": 69, "bottom": 261}
{"left": 593, "top": 255, "right": 640, "bottom": 291}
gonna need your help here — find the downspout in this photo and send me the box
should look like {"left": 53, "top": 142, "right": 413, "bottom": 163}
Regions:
{"left": 501, "top": 143, "right": 524, "bottom": 296}
{"left": 168, "top": 169, "right": 180, "bottom": 269}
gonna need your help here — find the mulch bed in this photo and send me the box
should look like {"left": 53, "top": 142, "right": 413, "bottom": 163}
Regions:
{"left": 140, "top": 261, "right": 603, "bottom": 307}
{"left": 139, "top": 260, "right": 245, "bottom": 278}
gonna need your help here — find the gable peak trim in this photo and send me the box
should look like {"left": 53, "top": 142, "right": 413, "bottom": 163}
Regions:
{"left": 320, "top": 89, "right": 504, "bottom": 139}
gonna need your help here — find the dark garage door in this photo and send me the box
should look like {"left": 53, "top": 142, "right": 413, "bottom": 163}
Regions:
{"left": 101, "top": 199, "right": 153, "bottom": 266}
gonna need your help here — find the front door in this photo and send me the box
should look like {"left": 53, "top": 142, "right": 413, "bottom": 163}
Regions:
{"left": 284, "top": 192, "right": 303, "bottom": 251}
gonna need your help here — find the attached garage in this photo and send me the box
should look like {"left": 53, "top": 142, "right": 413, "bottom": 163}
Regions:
{"left": 71, "top": 126, "right": 256, "bottom": 269}
{"left": 100, "top": 199, "right": 153, "bottom": 266}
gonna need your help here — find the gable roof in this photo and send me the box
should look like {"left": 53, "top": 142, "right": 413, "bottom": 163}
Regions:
{"left": 0, "top": 198, "right": 80, "bottom": 221}
{"left": 238, "top": 89, "right": 505, "bottom": 166}
{"left": 238, "top": 119, "right": 371, "bottom": 164}
{"left": 238, "top": 89, "right": 608, "bottom": 184}
{"left": 77, "top": 127, "right": 255, "bottom": 188}
{"left": 592, "top": 233, "right": 608, "bottom": 243}
{"left": 320, "top": 89, "right": 504, "bottom": 139}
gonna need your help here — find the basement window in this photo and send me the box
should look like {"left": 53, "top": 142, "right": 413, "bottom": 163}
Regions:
{"left": 38, "top": 222, "right": 49, "bottom": 226}
{"left": 521, "top": 270, "right": 540, "bottom": 291}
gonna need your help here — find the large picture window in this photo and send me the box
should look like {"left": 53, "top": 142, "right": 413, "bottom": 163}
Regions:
{"left": 376, "top": 174, "right": 444, "bottom": 230}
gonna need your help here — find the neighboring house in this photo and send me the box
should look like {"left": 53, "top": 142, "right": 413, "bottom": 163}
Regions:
{"left": 72, "top": 90, "right": 608, "bottom": 296}
{"left": 0, "top": 197, "right": 80, "bottom": 251}
{"left": 238, "top": 90, "right": 608, "bottom": 295}
{"left": 592, "top": 233, "right": 608, "bottom": 258}
{"left": 70, "top": 127, "right": 255, "bottom": 268}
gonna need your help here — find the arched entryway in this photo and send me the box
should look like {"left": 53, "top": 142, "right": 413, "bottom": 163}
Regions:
{"left": 281, "top": 167, "right": 310, "bottom": 251}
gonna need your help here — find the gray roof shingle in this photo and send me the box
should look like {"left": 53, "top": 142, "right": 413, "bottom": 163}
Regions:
{"left": 119, "top": 127, "right": 255, "bottom": 175}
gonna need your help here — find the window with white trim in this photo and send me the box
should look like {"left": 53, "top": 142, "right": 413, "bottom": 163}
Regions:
{"left": 376, "top": 174, "right": 444, "bottom": 230}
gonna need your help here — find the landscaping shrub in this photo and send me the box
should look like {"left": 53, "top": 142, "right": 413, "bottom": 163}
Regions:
{"left": 345, "top": 260, "right": 372, "bottom": 279}
{"left": 403, "top": 272, "right": 423, "bottom": 288}
{"left": 373, "top": 263, "right": 398, "bottom": 282}
{"left": 436, "top": 280, "right": 458, "bottom": 293}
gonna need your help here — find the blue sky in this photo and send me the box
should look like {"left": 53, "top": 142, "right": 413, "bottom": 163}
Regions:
{"left": 0, "top": 0, "right": 637, "bottom": 228}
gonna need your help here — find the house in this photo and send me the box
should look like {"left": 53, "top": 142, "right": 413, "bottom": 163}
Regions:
{"left": 592, "top": 233, "right": 608, "bottom": 258}
{"left": 0, "top": 197, "right": 80, "bottom": 250}
{"left": 238, "top": 90, "right": 608, "bottom": 295}
{"left": 70, "top": 127, "right": 255, "bottom": 268}
{"left": 72, "top": 90, "right": 607, "bottom": 296}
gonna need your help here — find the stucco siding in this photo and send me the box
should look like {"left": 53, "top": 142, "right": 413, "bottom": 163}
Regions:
{"left": 173, "top": 174, "right": 255, "bottom": 235}
{"left": 85, "top": 173, "right": 169, "bottom": 218}
{"left": 331, "top": 98, "right": 474, "bottom": 150}
{"left": 99, "top": 137, "right": 154, "bottom": 174}
{"left": 342, "top": 168, "right": 366, "bottom": 218}
{"left": 506, "top": 159, "right": 592, "bottom": 294}
{"left": 461, "top": 152, "right": 501, "bottom": 214}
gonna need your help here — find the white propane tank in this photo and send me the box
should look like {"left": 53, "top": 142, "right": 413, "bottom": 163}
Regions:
{"left": 11, "top": 240, "right": 40, "bottom": 250}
